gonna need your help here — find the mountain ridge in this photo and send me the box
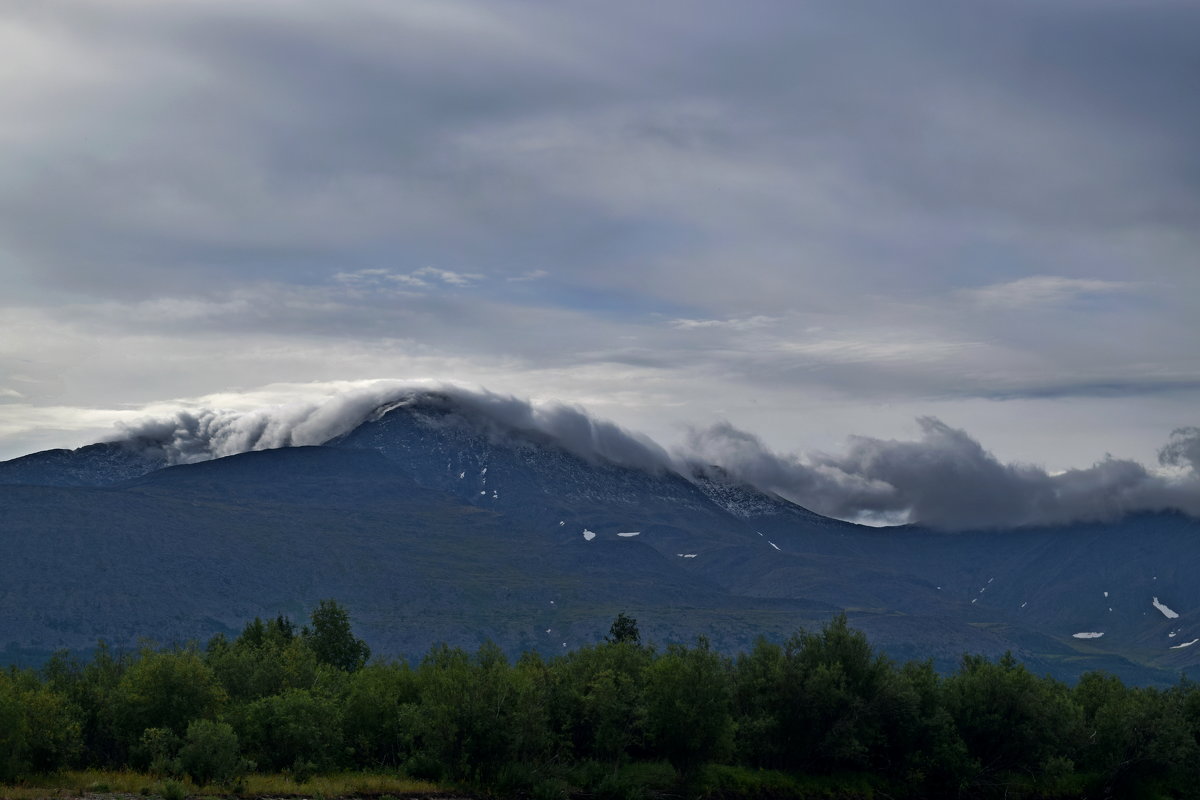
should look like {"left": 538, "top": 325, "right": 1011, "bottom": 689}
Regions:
{"left": 0, "top": 392, "right": 1196, "bottom": 685}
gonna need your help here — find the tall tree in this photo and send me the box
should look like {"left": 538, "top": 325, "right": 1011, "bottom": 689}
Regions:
{"left": 644, "top": 638, "right": 732, "bottom": 779}
{"left": 605, "top": 613, "right": 641, "bottom": 646}
{"left": 302, "top": 600, "right": 370, "bottom": 672}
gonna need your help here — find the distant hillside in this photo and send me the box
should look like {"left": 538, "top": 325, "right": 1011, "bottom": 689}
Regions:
{"left": 1, "top": 392, "right": 1197, "bottom": 685}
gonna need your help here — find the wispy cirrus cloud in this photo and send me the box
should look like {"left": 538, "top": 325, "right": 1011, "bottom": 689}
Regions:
{"left": 334, "top": 267, "right": 485, "bottom": 289}
{"left": 670, "top": 316, "right": 777, "bottom": 331}
{"left": 960, "top": 275, "right": 1137, "bottom": 308}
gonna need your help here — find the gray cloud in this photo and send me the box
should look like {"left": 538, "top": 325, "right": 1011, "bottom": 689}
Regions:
{"left": 1, "top": 1, "right": 1198, "bottom": 480}
{"left": 108, "top": 386, "right": 1200, "bottom": 530}
{"left": 114, "top": 383, "right": 671, "bottom": 474}
{"left": 685, "top": 416, "right": 1200, "bottom": 530}
{"left": 1160, "top": 427, "right": 1200, "bottom": 475}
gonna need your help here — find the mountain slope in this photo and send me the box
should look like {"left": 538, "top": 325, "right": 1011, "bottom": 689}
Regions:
{"left": 0, "top": 440, "right": 165, "bottom": 487}
{"left": 0, "top": 392, "right": 1196, "bottom": 684}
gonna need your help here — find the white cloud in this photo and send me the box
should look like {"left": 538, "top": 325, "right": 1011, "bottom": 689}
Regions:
{"left": 670, "top": 316, "right": 776, "bottom": 331}
{"left": 507, "top": 269, "right": 549, "bottom": 282}
{"left": 961, "top": 276, "right": 1135, "bottom": 308}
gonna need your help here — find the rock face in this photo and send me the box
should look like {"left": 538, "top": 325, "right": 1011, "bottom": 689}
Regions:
{"left": 1, "top": 392, "right": 1198, "bottom": 686}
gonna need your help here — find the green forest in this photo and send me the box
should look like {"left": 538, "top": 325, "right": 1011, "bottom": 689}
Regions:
{"left": 3, "top": 602, "right": 1200, "bottom": 800}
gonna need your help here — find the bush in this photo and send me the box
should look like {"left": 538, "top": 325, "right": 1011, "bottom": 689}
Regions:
{"left": 531, "top": 777, "right": 570, "bottom": 800}
{"left": 138, "top": 727, "right": 182, "bottom": 776}
{"left": 288, "top": 757, "right": 318, "bottom": 784}
{"left": 495, "top": 762, "right": 537, "bottom": 796}
{"left": 178, "top": 719, "right": 244, "bottom": 786}
{"left": 158, "top": 778, "right": 187, "bottom": 800}
{"left": 115, "top": 650, "right": 226, "bottom": 739}
{"left": 595, "top": 772, "right": 648, "bottom": 800}
{"left": 241, "top": 689, "right": 343, "bottom": 772}
{"left": 404, "top": 751, "right": 445, "bottom": 782}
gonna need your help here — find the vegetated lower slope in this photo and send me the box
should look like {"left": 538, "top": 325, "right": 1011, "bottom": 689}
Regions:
{"left": 0, "top": 392, "right": 1197, "bottom": 685}
{"left": 0, "top": 445, "right": 834, "bottom": 665}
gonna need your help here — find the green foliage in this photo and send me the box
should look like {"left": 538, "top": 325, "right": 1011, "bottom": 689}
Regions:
{"left": 731, "top": 637, "right": 786, "bottom": 768}
{"left": 302, "top": 600, "right": 371, "bottom": 673}
{"left": 0, "top": 670, "right": 84, "bottom": 781}
{"left": 606, "top": 613, "right": 641, "bottom": 646}
{"left": 643, "top": 638, "right": 733, "bottom": 778}
{"left": 780, "top": 614, "right": 897, "bottom": 773}
{"left": 157, "top": 777, "right": 186, "bottom": 800}
{"left": 136, "top": 727, "right": 180, "bottom": 776}
{"left": 341, "top": 662, "right": 419, "bottom": 767}
{"left": 114, "top": 649, "right": 226, "bottom": 740}
{"left": 41, "top": 643, "right": 129, "bottom": 766}
{"left": 240, "top": 688, "right": 343, "bottom": 773}
{"left": 178, "top": 719, "right": 244, "bottom": 787}
{"left": 1075, "top": 672, "right": 1198, "bottom": 795}
{"left": 14, "top": 601, "right": 1200, "bottom": 800}
{"left": 0, "top": 675, "right": 29, "bottom": 782}
{"left": 549, "top": 641, "right": 650, "bottom": 769}
{"left": 206, "top": 625, "right": 321, "bottom": 703}
{"left": 944, "top": 652, "right": 1083, "bottom": 788}
{"left": 412, "top": 642, "right": 531, "bottom": 782}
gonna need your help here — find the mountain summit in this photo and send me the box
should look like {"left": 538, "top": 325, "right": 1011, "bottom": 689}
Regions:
{"left": 1, "top": 391, "right": 1198, "bottom": 685}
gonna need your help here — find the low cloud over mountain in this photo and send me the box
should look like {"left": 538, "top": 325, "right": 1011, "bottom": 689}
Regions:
{"left": 104, "top": 385, "right": 1200, "bottom": 530}
{"left": 687, "top": 418, "right": 1200, "bottom": 530}
{"left": 113, "top": 383, "right": 671, "bottom": 474}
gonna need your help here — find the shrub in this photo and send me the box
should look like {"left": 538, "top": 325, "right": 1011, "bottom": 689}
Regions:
{"left": 158, "top": 778, "right": 187, "bottom": 800}
{"left": 404, "top": 752, "right": 445, "bottom": 782}
{"left": 531, "top": 777, "right": 570, "bottom": 800}
{"left": 178, "top": 719, "right": 244, "bottom": 786}
{"left": 138, "top": 727, "right": 182, "bottom": 776}
{"left": 241, "top": 689, "right": 342, "bottom": 772}
{"left": 288, "top": 757, "right": 318, "bottom": 784}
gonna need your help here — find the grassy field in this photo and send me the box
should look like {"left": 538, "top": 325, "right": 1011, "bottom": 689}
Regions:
{"left": 0, "top": 770, "right": 445, "bottom": 800}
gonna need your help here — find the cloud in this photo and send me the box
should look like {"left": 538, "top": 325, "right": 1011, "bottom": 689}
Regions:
{"left": 105, "top": 385, "right": 1200, "bottom": 530}
{"left": 507, "top": 269, "right": 548, "bottom": 282}
{"left": 1160, "top": 427, "right": 1200, "bottom": 475}
{"left": 684, "top": 416, "right": 1200, "bottom": 530}
{"left": 1, "top": 0, "right": 1199, "bottom": 489}
{"left": 670, "top": 316, "right": 776, "bottom": 331}
{"left": 960, "top": 276, "right": 1135, "bottom": 308}
{"left": 333, "top": 267, "right": 484, "bottom": 289}
{"left": 113, "top": 382, "right": 672, "bottom": 474}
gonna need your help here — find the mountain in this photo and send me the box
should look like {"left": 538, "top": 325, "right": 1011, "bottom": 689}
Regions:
{"left": 0, "top": 439, "right": 166, "bottom": 487}
{"left": 1, "top": 391, "right": 1197, "bottom": 685}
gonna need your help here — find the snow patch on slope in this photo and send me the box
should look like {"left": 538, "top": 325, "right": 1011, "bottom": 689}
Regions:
{"left": 1153, "top": 597, "right": 1180, "bottom": 619}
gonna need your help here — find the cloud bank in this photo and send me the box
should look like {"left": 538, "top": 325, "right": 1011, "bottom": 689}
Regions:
{"left": 110, "top": 385, "right": 1200, "bottom": 530}
{"left": 113, "top": 382, "right": 671, "bottom": 474}
{"left": 686, "top": 417, "right": 1200, "bottom": 530}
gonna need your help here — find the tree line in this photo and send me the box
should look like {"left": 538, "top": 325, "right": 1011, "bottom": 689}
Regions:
{"left": 4, "top": 602, "right": 1200, "bottom": 799}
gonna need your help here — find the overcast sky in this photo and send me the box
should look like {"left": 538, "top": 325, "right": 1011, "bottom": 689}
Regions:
{"left": 2, "top": 0, "right": 1198, "bottom": 486}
